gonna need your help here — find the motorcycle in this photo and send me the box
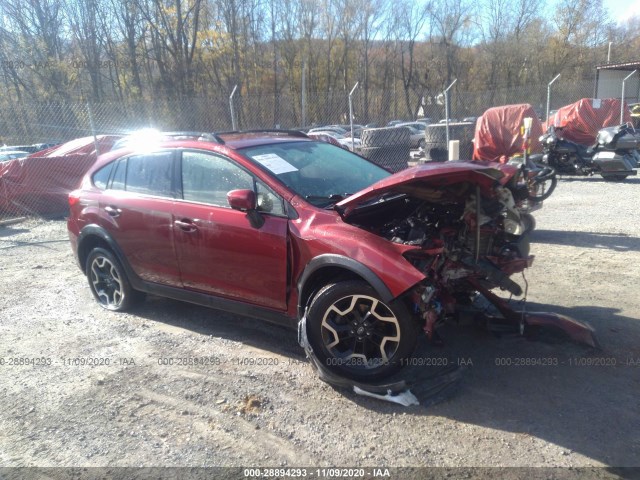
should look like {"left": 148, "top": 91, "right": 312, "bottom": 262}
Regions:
{"left": 499, "top": 155, "right": 557, "bottom": 233}
{"left": 540, "top": 124, "right": 639, "bottom": 181}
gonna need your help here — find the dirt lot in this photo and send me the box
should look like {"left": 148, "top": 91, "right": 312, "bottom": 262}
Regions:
{"left": 0, "top": 175, "right": 639, "bottom": 477}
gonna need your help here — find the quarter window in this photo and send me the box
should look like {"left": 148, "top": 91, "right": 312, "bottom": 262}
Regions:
{"left": 110, "top": 159, "right": 126, "bottom": 191}
{"left": 92, "top": 164, "right": 113, "bottom": 190}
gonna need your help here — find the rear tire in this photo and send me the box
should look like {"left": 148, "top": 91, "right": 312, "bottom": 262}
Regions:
{"left": 86, "top": 247, "right": 143, "bottom": 311}
{"left": 306, "top": 281, "right": 417, "bottom": 381}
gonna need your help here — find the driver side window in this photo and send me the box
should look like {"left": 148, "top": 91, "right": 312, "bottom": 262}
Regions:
{"left": 181, "top": 151, "right": 285, "bottom": 216}
{"left": 182, "top": 151, "right": 253, "bottom": 207}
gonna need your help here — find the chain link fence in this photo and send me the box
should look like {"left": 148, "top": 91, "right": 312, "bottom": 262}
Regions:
{"left": 0, "top": 76, "right": 636, "bottom": 220}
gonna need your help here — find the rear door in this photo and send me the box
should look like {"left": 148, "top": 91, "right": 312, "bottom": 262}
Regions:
{"left": 172, "top": 150, "right": 289, "bottom": 310}
{"left": 99, "top": 150, "right": 182, "bottom": 287}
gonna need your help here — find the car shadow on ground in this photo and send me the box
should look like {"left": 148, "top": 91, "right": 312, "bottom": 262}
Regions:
{"left": 132, "top": 295, "right": 305, "bottom": 359}
{"left": 399, "top": 301, "right": 639, "bottom": 468}
{"left": 558, "top": 175, "right": 640, "bottom": 184}
{"left": 531, "top": 229, "right": 640, "bottom": 252}
{"left": 130, "top": 294, "right": 640, "bottom": 467}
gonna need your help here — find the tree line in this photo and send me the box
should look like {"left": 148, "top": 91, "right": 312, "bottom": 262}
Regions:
{"left": 0, "top": 0, "right": 637, "bottom": 123}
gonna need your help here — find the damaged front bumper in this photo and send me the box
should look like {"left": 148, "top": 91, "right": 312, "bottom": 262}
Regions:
{"left": 469, "top": 279, "right": 599, "bottom": 349}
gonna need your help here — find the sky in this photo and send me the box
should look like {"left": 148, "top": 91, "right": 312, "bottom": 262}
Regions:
{"left": 604, "top": 0, "right": 640, "bottom": 23}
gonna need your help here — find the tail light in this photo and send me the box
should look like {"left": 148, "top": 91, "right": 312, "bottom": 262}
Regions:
{"left": 69, "top": 191, "right": 81, "bottom": 207}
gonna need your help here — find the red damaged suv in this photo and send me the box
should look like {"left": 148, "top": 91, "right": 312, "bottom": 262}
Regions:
{"left": 68, "top": 130, "right": 594, "bottom": 381}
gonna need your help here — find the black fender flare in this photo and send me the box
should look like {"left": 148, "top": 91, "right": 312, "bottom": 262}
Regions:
{"left": 297, "top": 254, "right": 394, "bottom": 318}
{"left": 77, "top": 224, "right": 143, "bottom": 290}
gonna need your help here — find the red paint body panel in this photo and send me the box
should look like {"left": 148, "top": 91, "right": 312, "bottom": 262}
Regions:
{"left": 336, "top": 161, "right": 504, "bottom": 218}
{"left": 287, "top": 204, "right": 427, "bottom": 304}
{"left": 68, "top": 133, "right": 598, "bottom": 357}
{"left": 173, "top": 201, "right": 289, "bottom": 310}
{"left": 98, "top": 191, "right": 182, "bottom": 287}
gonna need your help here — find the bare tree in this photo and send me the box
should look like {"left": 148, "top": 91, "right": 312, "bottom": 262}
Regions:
{"left": 138, "top": 0, "right": 204, "bottom": 97}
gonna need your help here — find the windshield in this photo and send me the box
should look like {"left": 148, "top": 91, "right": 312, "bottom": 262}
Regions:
{"left": 241, "top": 141, "right": 391, "bottom": 207}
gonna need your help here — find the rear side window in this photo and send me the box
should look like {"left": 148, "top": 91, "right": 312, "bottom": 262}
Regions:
{"left": 111, "top": 159, "right": 126, "bottom": 190}
{"left": 125, "top": 152, "right": 174, "bottom": 197}
{"left": 92, "top": 164, "right": 113, "bottom": 190}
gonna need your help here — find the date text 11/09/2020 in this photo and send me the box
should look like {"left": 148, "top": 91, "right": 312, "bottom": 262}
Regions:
{"left": 244, "top": 468, "right": 391, "bottom": 478}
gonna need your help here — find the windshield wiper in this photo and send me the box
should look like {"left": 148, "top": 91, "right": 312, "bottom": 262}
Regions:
{"left": 305, "top": 193, "right": 351, "bottom": 208}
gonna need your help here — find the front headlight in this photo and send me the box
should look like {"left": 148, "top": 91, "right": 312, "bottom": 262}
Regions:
{"left": 504, "top": 217, "right": 525, "bottom": 236}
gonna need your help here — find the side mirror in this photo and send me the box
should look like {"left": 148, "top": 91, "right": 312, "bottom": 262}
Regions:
{"left": 227, "top": 189, "right": 256, "bottom": 211}
{"left": 227, "top": 189, "right": 264, "bottom": 229}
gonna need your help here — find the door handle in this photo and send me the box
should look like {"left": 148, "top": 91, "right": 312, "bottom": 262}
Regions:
{"left": 104, "top": 205, "right": 121, "bottom": 217}
{"left": 174, "top": 219, "right": 198, "bottom": 233}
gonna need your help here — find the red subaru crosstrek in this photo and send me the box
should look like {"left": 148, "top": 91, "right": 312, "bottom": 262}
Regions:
{"left": 68, "top": 130, "right": 558, "bottom": 381}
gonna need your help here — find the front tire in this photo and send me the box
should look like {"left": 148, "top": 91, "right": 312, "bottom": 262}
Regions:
{"left": 306, "top": 281, "right": 417, "bottom": 381}
{"left": 86, "top": 247, "right": 142, "bottom": 311}
{"left": 521, "top": 213, "right": 536, "bottom": 233}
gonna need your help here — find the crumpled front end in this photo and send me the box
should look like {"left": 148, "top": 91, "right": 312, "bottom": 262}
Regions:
{"left": 341, "top": 164, "right": 597, "bottom": 349}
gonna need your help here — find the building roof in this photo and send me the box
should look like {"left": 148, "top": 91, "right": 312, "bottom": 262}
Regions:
{"left": 596, "top": 61, "right": 640, "bottom": 71}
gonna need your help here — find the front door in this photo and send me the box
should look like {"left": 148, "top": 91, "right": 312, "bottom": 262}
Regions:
{"left": 172, "top": 150, "right": 289, "bottom": 310}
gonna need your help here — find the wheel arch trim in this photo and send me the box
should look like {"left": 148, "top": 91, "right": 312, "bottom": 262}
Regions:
{"left": 297, "top": 254, "right": 394, "bottom": 317}
{"left": 77, "top": 224, "right": 143, "bottom": 289}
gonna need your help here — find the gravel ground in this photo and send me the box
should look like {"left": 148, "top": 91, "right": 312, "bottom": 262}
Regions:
{"left": 0, "top": 175, "right": 639, "bottom": 478}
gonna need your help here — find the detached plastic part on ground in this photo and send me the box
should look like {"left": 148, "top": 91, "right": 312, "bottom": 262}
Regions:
{"left": 467, "top": 279, "right": 599, "bottom": 350}
{"left": 298, "top": 291, "right": 598, "bottom": 407}
{"left": 298, "top": 315, "right": 463, "bottom": 408}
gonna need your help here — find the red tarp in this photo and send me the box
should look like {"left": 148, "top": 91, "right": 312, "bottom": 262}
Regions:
{"left": 544, "top": 98, "right": 632, "bottom": 145}
{"left": 0, "top": 135, "right": 121, "bottom": 216}
{"left": 473, "top": 104, "right": 543, "bottom": 162}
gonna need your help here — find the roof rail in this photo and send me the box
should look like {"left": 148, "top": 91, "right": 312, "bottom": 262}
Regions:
{"left": 216, "top": 129, "right": 308, "bottom": 139}
{"left": 162, "top": 131, "right": 225, "bottom": 144}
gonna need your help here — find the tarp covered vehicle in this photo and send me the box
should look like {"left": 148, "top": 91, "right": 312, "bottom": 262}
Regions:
{"left": 473, "top": 104, "right": 544, "bottom": 162}
{"left": 0, "top": 135, "right": 121, "bottom": 216}
{"left": 545, "top": 98, "right": 632, "bottom": 145}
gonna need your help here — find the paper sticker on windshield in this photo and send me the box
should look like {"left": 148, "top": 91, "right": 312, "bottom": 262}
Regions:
{"left": 252, "top": 153, "right": 298, "bottom": 174}
{"left": 592, "top": 98, "right": 602, "bottom": 109}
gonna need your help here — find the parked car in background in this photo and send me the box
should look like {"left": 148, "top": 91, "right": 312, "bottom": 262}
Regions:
{"left": 327, "top": 124, "right": 364, "bottom": 132}
{"left": 386, "top": 120, "right": 404, "bottom": 127}
{"left": 324, "top": 124, "right": 364, "bottom": 139}
{"left": 0, "top": 150, "right": 29, "bottom": 163}
{"left": 308, "top": 126, "right": 347, "bottom": 136}
{"left": 0, "top": 135, "right": 121, "bottom": 216}
{"left": 0, "top": 142, "right": 60, "bottom": 154}
{"left": 306, "top": 132, "right": 344, "bottom": 149}
{"left": 393, "top": 123, "right": 425, "bottom": 149}
{"left": 307, "top": 130, "right": 361, "bottom": 151}
{"left": 416, "top": 117, "right": 434, "bottom": 125}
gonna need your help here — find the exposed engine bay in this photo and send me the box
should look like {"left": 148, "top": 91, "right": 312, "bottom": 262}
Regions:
{"left": 346, "top": 179, "right": 596, "bottom": 348}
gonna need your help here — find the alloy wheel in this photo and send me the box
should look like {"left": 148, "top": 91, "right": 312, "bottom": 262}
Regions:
{"left": 320, "top": 294, "right": 401, "bottom": 369}
{"left": 89, "top": 255, "right": 125, "bottom": 309}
